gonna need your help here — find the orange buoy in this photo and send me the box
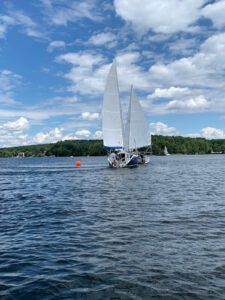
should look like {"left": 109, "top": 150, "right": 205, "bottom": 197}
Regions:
{"left": 75, "top": 160, "right": 81, "bottom": 167}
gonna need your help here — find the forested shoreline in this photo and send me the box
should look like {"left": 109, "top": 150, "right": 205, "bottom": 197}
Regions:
{"left": 0, "top": 135, "right": 225, "bottom": 157}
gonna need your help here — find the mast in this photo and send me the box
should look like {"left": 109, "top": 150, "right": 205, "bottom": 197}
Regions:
{"left": 124, "top": 85, "right": 133, "bottom": 151}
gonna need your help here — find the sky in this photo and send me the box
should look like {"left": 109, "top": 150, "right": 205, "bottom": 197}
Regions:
{"left": 1, "top": 0, "right": 225, "bottom": 147}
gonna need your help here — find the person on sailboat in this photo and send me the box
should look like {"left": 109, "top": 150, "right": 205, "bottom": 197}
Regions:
{"left": 109, "top": 152, "right": 117, "bottom": 166}
{"left": 140, "top": 153, "right": 144, "bottom": 163}
{"left": 110, "top": 152, "right": 116, "bottom": 160}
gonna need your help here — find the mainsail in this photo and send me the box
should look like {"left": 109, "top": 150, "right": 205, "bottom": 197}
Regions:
{"left": 125, "top": 85, "right": 150, "bottom": 150}
{"left": 102, "top": 59, "right": 124, "bottom": 149}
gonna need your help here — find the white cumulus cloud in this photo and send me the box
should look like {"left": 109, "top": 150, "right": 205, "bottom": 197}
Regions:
{"left": 47, "top": 40, "right": 65, "bottom": 52}
{"left": 56, "top": 52, "right": 107, "bottom": 95}
{"left": 62, "top": 133, "right": 78, "bottom": 141}
{"left": 150, "top": 122, "right": 178, "bottom": 136}
{"left": 200, "top": 127, "right": 225, "bottom": 139}
{"left": 75, "top": 129, "right": 91, "bottom": 137}
{"left": 167, "top": 95, "right": 210, "bottom": 111}
{"left": 56, "top": 51, "right": 150, "bottom": 95}
{"left": 81, "top": 112, "right": 99, "bottom": 120}
{"left": 202, "top": 1, "right": 225, "bottom": 29}
{"left": 114, "top": 0, "right": 205, "bottom": 34}
{"left": 63, "top": 129, "right": 101, "bottom": 140}
{"left": 34, "top": 127, "right": 63, "bottom": 144}
{"left": 0, "top": 117, "right": 30, "bottom": 147}
{"left": 0, "top": 15, "right": 15, "bottom": 38}
{"left": 150, "top": 86, "right": 190, "bottom": 99}
{"left": 2, "top": 117, "right": 29, "bottom": 132}
{"left": 94, "top": 130, "right": 102, "bottom": 138}
{"left": 88, "top": 32, "right": 118, "bottom": 47}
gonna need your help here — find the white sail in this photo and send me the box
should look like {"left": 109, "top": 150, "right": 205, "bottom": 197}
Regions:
{"left": 102, "top": 59, "right": 124, "bottom": 149}
{"left": 125, "top": 86, "right": 150, "bottom": 150}
{"left": 164, "top": 146, "right": 170, "bottom": 155}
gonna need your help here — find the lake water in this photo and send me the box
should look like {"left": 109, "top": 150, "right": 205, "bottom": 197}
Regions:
{"left": 0, "top": 155, "right": 225, "bottom": 300}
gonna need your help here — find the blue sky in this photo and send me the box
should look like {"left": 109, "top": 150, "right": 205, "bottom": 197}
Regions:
{"left": 1, "top": 0, "right": 225, "bottom": 147}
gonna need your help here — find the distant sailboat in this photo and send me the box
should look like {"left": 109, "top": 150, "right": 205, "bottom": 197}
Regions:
{"left": 164, "top": 146, "right": 170, "bottom": 156}
{"left": 102, "top": 59, "right": 150, "bottom": 168}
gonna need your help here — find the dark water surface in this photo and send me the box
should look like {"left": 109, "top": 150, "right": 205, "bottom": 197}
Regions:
{"left": 1, "top": 155, "right": 225, "bottom": 300}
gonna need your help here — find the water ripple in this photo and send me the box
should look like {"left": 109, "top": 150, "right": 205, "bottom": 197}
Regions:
{"left": 0, "top": 155, "right": 225, "bottom": 299}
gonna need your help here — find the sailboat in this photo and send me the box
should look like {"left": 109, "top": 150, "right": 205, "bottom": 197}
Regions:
{"left": 164, "top": 146, "right": 170, "bottom": 156}
{"left": 102, "top": 59, "right": 150, "bottom": 168}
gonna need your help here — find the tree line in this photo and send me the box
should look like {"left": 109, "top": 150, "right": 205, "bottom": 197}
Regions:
{"left": 0, "top": 136, "right": 225, "bottom": 157}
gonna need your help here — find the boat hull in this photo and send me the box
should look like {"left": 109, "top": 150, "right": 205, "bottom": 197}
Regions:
{"left": 108, "top": 152, "right": 139, "bottom": 168}
{"left": 126, "top": 155, "right": 139, "bottom": 168}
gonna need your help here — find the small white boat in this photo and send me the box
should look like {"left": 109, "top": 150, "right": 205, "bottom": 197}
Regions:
{"left": 164, "top": 146, "right": 170, "bottom": 156}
